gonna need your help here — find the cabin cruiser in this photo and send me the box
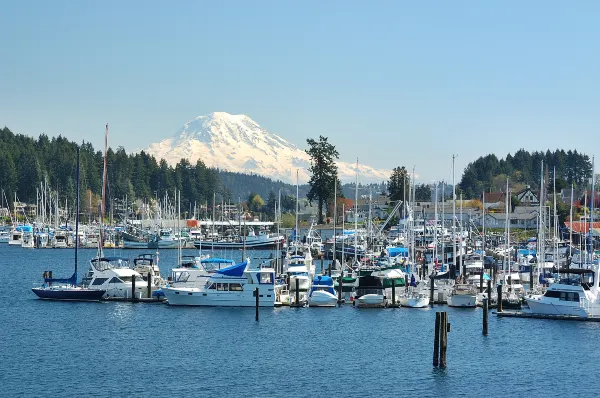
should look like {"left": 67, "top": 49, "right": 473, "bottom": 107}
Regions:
{"left": 53, "top": 231, "right": 69, "bottom": 248}
{"left": 8, "top": 226, "right": 23, "bottom": 245}
{"left": 0, "top": 230, "right": 9, "bottom": 243}
{"left": 81, "top": 256, "right": 149, "bottom": 298}
{"left": 354, "top": 275, "right": 387, "bottom": 308}
{"left": 525, "top": 267, "right": 600, "bottom": 317}
{"left": 307, "top": 275, "right": 338, "bottom": 307}
{"left": 132, "top": 253, "right": 167, "bottom": 290}
{"left": 398, "top": 274, "right": 429, "bottom": 308}
{"left": 162, "top": 260, "right": 276, "bottom": 307}
{"left": 21, "top": 229, "right": 35, "bottom": 248}
{"left": 167, "top": 256, "right": 231, "bottom": 288}
{"left": 282, "top": 249, "right": 315, "bottom": 305}
{"left": 447, "top": 284, "right": 477, "bottom": 307}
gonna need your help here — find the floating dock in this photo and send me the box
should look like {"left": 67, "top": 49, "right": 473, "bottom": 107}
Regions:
{"left": 102, "top": 297, "right": 166, "bottom": 304}
{"left": 495, "top": 311, "right": 600, "bottom": 322}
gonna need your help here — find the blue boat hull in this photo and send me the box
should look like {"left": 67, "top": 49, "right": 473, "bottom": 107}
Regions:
{"left": 31, "top": 287, "right": 106, "bottom": 301}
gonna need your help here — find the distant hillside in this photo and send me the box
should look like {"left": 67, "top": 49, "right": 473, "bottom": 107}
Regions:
{"left": 458, "top": 149, "right": 592, "bottom": 199}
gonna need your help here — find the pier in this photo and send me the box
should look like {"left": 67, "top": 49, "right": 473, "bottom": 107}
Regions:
{"left": 495, "top": 311, "right": 600, "bottom": 322}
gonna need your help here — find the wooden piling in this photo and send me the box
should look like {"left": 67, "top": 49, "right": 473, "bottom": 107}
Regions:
{"left": 147, "top": 273, "right": 152, "bottom": 299}
{"left": 482, "top": 298, "right": 488, "bottom": 336}
{"left": 131, "top": 272, "right": 136, "bottom": 303}
{"left": 433, "top": 312, "right": 440, "bottom": 367}
{"left": 529, "top": 265, "right": 534, "bottom": 291}
{"left": 48, "top": 271, "right": 53, "bottom": 287}
{"left": 440, "top": 312, "right": 448, "bottom": 368}
{"left": 429, "top": 275, "right": 435, "bottom": 307}
{"left": 497, "top": 283, "right": 503, "bottom": 312}
{"left": 295, "top": 279, "right": 300, "bottom": 307}
{"left": 391, "top": 278, "right": 396, "bottom": 306}
{"left": 338, "top": 274, "right": 343, "bottom": 306}
{"left": 254, "top": 287, "right": 259, "bottom": 321}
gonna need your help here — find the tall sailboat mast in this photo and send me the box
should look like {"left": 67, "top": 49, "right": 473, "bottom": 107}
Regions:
{"left": 452, "top": 155, "right": 457, "bottom": 275}
{"left": 99, "top": 123, "right": 108, "bottom": 257}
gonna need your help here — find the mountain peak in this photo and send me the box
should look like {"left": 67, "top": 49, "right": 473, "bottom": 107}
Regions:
{"left": 146, "top": 112, "right": 391, "bottom": 184}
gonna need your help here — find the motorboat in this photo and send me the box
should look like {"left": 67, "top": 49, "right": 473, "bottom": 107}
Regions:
{"left": 53, "top": 231, "right": 68, "bottom": 248}
{"left": 167, "top": 256, "right": 231, "bottom": 288}
{"left": 162, "top": 260, "right": 276, "bottom": 307}
{"left": 398, "top": 275, "right": 430, "bottom": 308}
{"left": 307, "top": 275, "right": 338, "bottom": 307}
{"left": 446, "top": 284, "right": 477, "bottom": 307}
{"left": 525, "top": 267, "right": 600, "bottom": 317}
{"left": 21, "top": 229, "right": 35, "bottom": 248}
{"left": 133, "top": 253, "right": 167, "bottom": 290}
{"left": 81, "top": 256, "right": 149, "bottom": 299}
{"left": 354, "top": 275, "right": 387, "bottom": 308}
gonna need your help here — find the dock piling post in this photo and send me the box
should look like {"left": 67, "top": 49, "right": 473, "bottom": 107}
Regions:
{"left": 433, "top": 312, "right": 440, "bottom": 367}
{"left": 497, "top": 283, "right": 503, "bottom": 312}
{"left": 254, "top": 287, "right": 259, "bottom": 321}
{"left": 131, "top": 272, "right": 136, "bottom": 303}
{"left": 482, "top": 298, "right": 488, "bottom": 336}
{"left": 391, "top": 278, "right": 396, "bottom": 307}
{"left": 295, "top": 279, "right": 300, "bottom": 307}
{"left": 338, "top": 274, "right": 343, "bottom": 306}
{"left": 429, "top": 275, "right": 434, "bottom": 307}
{"left": 440, "top": 312, "right": 448, "bottom": 368}
{"left": 479, "top": 271, "right": 483, "bottom": 293}
{"left": 320, "top": 255, "right": 324, "bottom": 275}
{"left": 147, "top": 273, "right": 152, "bottom": 299}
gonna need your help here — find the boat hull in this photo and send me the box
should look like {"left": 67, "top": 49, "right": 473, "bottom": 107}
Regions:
{"left": 32, "top": 287, "right": 106, "bottom": 301}
{"left": 399, "top": 295, "right": 430, "bottom": 308}
{"left": 447, "top": 294, "right": 477, "bottom": 308}
{"left": 195, "top": 239, "right": 284, "bottom": 250}
{"left": 525, "top": 296, "right": 588, "bottom": 316}
{"left": 355, "top": 294, "right": 387, "bottom": 308}
{"left": 163, "top": 287, "right": 275, "bottom": 307}
{"left": 308, "top": 291, "right": 338, "bottom": 307}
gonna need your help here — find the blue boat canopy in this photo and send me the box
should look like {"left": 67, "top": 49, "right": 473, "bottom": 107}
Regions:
{"left": 45, "top": 271, "right": 78, "bottom": 286}
{"left": 313, "top": 275, "right": 334, "bottom": 285}
{"left": 387, "top": 247, "right": 409, "bottom": 257}
{"left": 215, "top": 261, "right": 247, "bottom": 277}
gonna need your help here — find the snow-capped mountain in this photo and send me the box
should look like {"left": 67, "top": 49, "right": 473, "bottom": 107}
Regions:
{"left": 145, "top": 112, "right": 391, "bottom": 184}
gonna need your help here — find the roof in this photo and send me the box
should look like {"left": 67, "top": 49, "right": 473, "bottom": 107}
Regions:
{"left": 565, "top": 222, "right": 600, "bottom": 233}
{"left": 483, "top": 192, "right": 505, "bottom": 203}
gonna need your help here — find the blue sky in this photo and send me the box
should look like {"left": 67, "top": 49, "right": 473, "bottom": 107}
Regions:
{"left": 1, "top": 1, "right": 599, "bottom": 183}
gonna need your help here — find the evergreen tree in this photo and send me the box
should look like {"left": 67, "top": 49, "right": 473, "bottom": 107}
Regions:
{"left": 387, "top": 166, "right": 410, "bottom": 203}
{"left": 305, "top": 136, "right": 340, "bottom": 224}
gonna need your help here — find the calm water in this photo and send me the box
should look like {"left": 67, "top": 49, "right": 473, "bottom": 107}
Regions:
{"left": 2, "top": 245, "right": 599, "bottom": 397}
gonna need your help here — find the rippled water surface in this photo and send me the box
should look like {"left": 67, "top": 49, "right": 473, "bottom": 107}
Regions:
{"left": 2, "top": 245, "right": 599, "bottom": 397}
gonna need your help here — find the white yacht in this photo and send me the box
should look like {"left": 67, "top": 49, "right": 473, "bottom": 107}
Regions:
{"left": 307, "top": 275, "right": 338, "bottom": 307}
{"left": 8, "top": 228, "right": 23, "bottom": 246}
{"left": 0, "top": 230, "right": 10, "bottom": 243}
{"left": 525, "top": 267, "right": 600, "bottom": 317}
{"left": 21, "top": 230, "right": 35, "bottom": 248}
{"left": 282, "top": 249, "right": 315, "bottom": 305}
{"left": 53, "top": 231, "right": 68, "bottom": 248}
{"left": 398, "top": 275, "right": 430, "bottom": 308}
{"left": 132, "top": 253, "right": 167, "bottom": 290}
{"left": 354, "top": 275, "right": 387, "bottom": 308}
{"left": 446, "top": 284, "right": 477, "bottom": 307}
{"left": 167, "top": 256, "right": 230, "bottom": 288}
{"left": 162, "top": 260, "right": 276, "bottom": 307}
{"left": 81, "top": 256, "right": 149, "bottom": 298}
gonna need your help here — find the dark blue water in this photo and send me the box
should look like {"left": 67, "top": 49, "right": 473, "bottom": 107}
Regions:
{"left": 2, "top": 245, "right": 599, "bottom": 397}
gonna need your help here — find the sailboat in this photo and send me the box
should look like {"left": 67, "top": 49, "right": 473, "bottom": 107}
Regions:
{"left": 32, "top": 148, "right": 106, "bottom": 301}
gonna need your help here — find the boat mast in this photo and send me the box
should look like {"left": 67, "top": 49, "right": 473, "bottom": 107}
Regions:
{"left": 553, "top": 167, "right": 558, "bottom": 271}
{"left": 75, "top": 147, "right": 80, "bottom": 281}
{"left": 295, "top": 169, "right": 299, "bottom": 256}
{"left": 333, "top": 182, "right": 337, "bottom": 264}
{"left": 434, "top": 182, "right": 438, "bottom": 268}
{"left": 354, "top": 158, "right": 358, "bottom": 266}
{"left": 505, "top": 177, "right": 509, "bottom": 275}
{"left": 99, "top": 123, "right": 108, "bottom": 258}
{"left": 452, "top": 155, "right": 457, "bottom": 277}
{"left": 590, "top": 157, "right": 595, "bottom": 266}
{"left": 570, "top": 183, "right": 574, "bottom": 255}
{"left": 538, "top": 160, "right": 544, "bottom": 281}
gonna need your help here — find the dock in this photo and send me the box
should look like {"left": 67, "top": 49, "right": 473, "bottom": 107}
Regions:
{"left": 495, "top": 311, "right": 600, "bottom": 322}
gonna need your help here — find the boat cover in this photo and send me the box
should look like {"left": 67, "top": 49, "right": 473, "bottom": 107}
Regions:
{"left": 313, "top": 275, "right": 334, "bottom": 286}
{"left": 215, "top": 261, "right": 248, "bottom": 277}
{"left": 387, "top": 247, "right": 408, "bottom": 257}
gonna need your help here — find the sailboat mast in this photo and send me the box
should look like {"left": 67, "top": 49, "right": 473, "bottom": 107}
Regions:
{"left": 295, "top": 170, "right": 299, "bottom": 255}
{"left": 99, "top": 123, "right": 108, "bottom": 256}
{"left": 75, "top": 147, "right": 80, "bottom": 277}
{"left": 553, "top": 167, "right": 558, "bottom": 270}
{"left": 452, "top": 155, "right": 457, "bottom": 276}
{"left": 333, "top": 182, "right": 337, "bottom": 263}
{"left": 570, "top": 184, "right": 574, "bottom": 250}
{"left": 590, "top": 157, "right": 595, "bottom": 264}
{"left": 354, "top": 158, "right": 358, "bottom": 266}
{"left": 538, "top": 160, "right": 544, "bottom": 280}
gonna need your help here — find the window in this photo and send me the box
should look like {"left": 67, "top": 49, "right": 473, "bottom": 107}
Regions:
{"left": 217, "top": 283, "right": 228, "bottom": 291}
{"left": 108, "top": 277, "right": 123, "bottom": 284}
{"left": 207, "top": 283, "right": 216, "bottom": 290}
{"left": 91, "top": 278, "right": 108, "bottom": 286}
{"left": 229, "top": 283, "right": 243, "bottom": 291}
{"left": 120, "top": 276, "right": 144, "bottom": 283}
{"left": 260, "top": 272, "right": 274, "bottom": 284}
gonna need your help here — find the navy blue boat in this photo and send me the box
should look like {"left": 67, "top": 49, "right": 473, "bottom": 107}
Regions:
{"left": 31, "top": 148, "right": 105, "bottom": 301}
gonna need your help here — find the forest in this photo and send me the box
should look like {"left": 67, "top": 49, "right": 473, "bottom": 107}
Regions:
{"left": 458, "top": 149, "right": 594, "bottom": 199}
{"left": 0, "top": 127, "right": 303, "bottom": 219}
